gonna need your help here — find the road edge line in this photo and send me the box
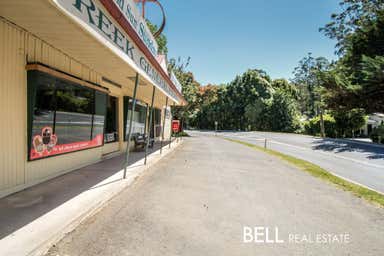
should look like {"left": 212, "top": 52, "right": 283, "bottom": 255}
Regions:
{"left": 223, "top": 137, "right": 384, "bottom": 208}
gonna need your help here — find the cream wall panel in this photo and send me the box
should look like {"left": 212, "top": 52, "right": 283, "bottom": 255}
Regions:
{"left": 26, "top": 148, "right": 102, "bottom": 184}
{"left": 0, "top": 19, "right": 117, "bottom": 197}
{"left": 102, "top": 143, "right": 120, "bottom": 155}
{"left": 0, "top": 19, "right": 26, "bottom": 194}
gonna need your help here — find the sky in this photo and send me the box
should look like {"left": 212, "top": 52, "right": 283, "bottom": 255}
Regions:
{"left": 145, "top": 0, "right": 341, "bottom": 85}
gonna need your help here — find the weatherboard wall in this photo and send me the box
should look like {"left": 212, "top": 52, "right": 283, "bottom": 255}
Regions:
{"left": 0, "top": 18, "right": 108, "bottom": 197}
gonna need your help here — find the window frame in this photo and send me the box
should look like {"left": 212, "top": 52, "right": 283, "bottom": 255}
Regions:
{"left": 104, "top": 95, "right": 119, "bottom": 144}
{"left": 27, "top": 68, "right": 108, "bottom": 161}
{"left": 123, "top": 96, "right": 149, "bottom": 141}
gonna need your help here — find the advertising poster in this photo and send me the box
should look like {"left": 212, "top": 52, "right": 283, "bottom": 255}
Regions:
{"left": 30, "top": 126, "right": 104, "bottom": 160}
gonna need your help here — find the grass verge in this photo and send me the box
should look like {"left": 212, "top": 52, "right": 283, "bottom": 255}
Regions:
{"left": 224, "top": 138, "right": 384, "bottom": 207}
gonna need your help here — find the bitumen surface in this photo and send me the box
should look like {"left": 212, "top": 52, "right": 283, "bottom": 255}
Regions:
{"left": 216, "top": 131, "right": 384, "bottom": 194}
{"left": 47, "top": 133, "right": 384, "bottom": 256}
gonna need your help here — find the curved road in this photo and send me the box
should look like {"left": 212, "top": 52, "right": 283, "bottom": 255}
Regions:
{"left": 216, "top": 131, "right": 384, "bottom": 193}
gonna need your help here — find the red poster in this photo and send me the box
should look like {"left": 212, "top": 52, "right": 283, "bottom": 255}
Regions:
{"left": 172, "top": 120, "right": 180, "bottom": 133}
{"left": 30, "top": 126, "right": 103, "bottom": 160}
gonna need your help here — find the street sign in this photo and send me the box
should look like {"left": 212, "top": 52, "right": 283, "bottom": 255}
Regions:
{"left": 172, "top": 120, "right": 180, "bottom": 133}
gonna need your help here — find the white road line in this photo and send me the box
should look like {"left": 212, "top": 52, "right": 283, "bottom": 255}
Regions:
{"left": 223, "top": 135, "right": 384, "bottom": 194}
{"left": 269, "top": 140, "right": 384, "bottom": 169}
{"left": 224, "top": 135, "right": 384, "bottom": 169}
{"left": 325, "top": 170, "right": 384, "bottom": 195}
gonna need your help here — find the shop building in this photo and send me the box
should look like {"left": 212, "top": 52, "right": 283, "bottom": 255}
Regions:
{"left": 0, "top": 0, "right": 185, "bottom": 198}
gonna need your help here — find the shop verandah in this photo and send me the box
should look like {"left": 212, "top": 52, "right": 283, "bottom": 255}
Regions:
{"left": 0, "top": 0, "right": 185, "bottom": 198}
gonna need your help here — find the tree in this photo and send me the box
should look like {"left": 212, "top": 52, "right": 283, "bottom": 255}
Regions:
{"left": 319, "top": 2, "right": 384, "bottom": 113}
{"left": 146, "top": 20, "right": 168, "bottom": 55}
{"left": 226, "top": 69, "right": 274, "bottom": 130}
{"left": 272, "top": 79, "right": 298, "bottom": 100}
{"left": 358, "top": 55, "right": 384, "bottom": 112}
{"left": 332, "top": 108, "right": 367, "bottom": 138}
{"left": 172, "top": 70, "right": 201, "bottom": 128}
{"left": 304, "top": 114, "right": 337, "bottom": 138}
{"left": 268, "top": 89, "right": 300, "bottom": 132}
{"left": 245, "top": 99, "right": 271, "bottom": 131}
{"left": 320, "top": 0, "right": 384, "bottom": 55}
{"left": 292, "top": 53, "right": 331, "bottom": 118}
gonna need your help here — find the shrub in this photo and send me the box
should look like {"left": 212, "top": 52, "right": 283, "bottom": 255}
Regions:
{"left": 304, "top": 114, "right": 337, "bottom": 138}
{"left": 370, "top": 125, "right": 384, "bottom": 144}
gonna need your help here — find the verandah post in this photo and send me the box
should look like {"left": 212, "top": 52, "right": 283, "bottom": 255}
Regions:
{"left": 169, "top": 102, "right": 175, "bottom": 149}
{"left": 123, "top": 72, "right": 139, "bottom": 179}
{"left": 160, "top": 97, "right": 169, "bottom": 154}
{"left": 144, "top": 86, "right": 156, "bottom": 165}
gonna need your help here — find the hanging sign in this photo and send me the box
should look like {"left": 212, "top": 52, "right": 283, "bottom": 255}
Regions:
{"left": 172, "top": 120, "right": 180, "bottom": 133}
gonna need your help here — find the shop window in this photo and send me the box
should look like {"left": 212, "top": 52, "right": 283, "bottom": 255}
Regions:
{"left": 31, "top": 72, "right": 56, "bottom": 141}
{"left": 55, "top": 79, "right": 93, "bottom": 144}
{"left": 149, "top": 108, "right": 162, "bottom": 139}
{"left": 28, "top": 70, "right": 107, "bottom": 161}
{"left": 124, "top": 96, "right": 148, "bottom": 140}
{"left": 154, "top": 108, "right": 162, "bottom": 138}
{"left": 104, "top": 95, "right": 118, "bottom": 143}
{"left": 93, "top": 91, "right": 107, "bottom": 140}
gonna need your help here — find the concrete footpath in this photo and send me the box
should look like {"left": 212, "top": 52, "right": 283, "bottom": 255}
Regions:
{"left": 0, "top": 139, "right": 182, "bottom": 256}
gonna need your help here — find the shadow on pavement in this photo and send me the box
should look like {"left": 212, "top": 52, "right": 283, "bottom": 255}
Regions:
{"left": 311, "top": 138, "right": 384, "bottom": 160}
{"left": 0, "top": 140, "right": 172, "bottom": 240}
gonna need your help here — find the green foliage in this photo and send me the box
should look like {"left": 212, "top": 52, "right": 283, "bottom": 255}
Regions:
{"left": 272, "top": 79, "right": 298, "bottom": 99}
{"left": 268, "top": 89, "right": 300, "bottom": 132}
{"left": 319, "top": 3, "right": 384, "bottom": 113}
{"left": 370, "top": 124, "right": 384, "bottom": 144}
{"left": 292, "top": 53, "right": 331, "bottom": 117}
{"left": 245, "top": 89, "right": 300, "bottom": 132}
{"left": 331, "top": 108, "right": 367, "bottom": 138}
{"left": 172, "top": 70, "right": 201, "bottom": 128}
{"left": 245, "top": 99, "right": 271, "bottom": 131}
{"left": 146, "top": 20, "right": 168, "bottom": 55}
{"left": 304, "top": 110, "right": 367, "bottom": 138}
{"left": 304, "top": 114, "right": 337, "bottom": 138}
{"left": 171, "top": 65, "right": 304, "bottom": 133}
{"left": 320, "top": 0, "right": 384, "bottom": 55}
{"left": 224, "top": 69, "right": 274, "bottom": 130}
{"left": 358, "top": 55, "right": 384, "bottom": 112}
{"left": 172, "top": 131, "right": 189, "bottom": 137}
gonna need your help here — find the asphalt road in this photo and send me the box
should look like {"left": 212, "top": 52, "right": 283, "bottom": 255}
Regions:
{"left": 215, "top": 131, "right": 384, "bottom": 194}
{"left": 47, "top": 134, "right": 384, "bottom": 256}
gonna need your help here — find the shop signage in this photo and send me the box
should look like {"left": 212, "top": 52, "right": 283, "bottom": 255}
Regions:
{"left": 30, "top": 127, "right": 103, "bottom": 160}
{"left": 55, "top": 0, "right": 178, "bottom": 102}
{"left": 172, "top": 120, "right": 180, "bottom": 133}
{"left": 104, "top": 133, "right": 116, "bottom": 143}
{"left": 170, "top": 71, "right": 182, "bottom": 94}
{"left": 113, "top": 0, "right": 158, "bottom": 57}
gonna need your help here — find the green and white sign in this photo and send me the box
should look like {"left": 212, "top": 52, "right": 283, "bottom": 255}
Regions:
{"left": 54, "top": 0, "right": 179, "bottom": 103}
{"left": 113, "top": 0, "right": 159, "bottom": 57}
